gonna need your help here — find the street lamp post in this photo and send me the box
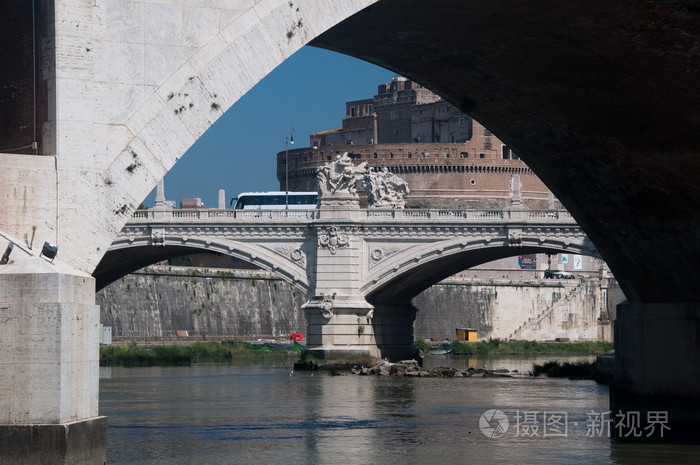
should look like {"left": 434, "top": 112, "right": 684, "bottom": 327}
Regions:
{"left": 285, "top": 127, "right": 294, "bottom": 209}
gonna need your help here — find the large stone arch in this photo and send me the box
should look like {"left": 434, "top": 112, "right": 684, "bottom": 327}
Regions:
{"left": 4, "top": 0, "right": 695, "bottom": 302}
{"left": 1, "top": 0, "right": 377, "bottom": 276}
{"left": 363, "top": 238, "right": 600, "bottom": 302}
{"left": 311, "top": 0, "right": 700, "bottom": 304}
{"left": 2, "top": 2, "right": 699, "bottom": 456}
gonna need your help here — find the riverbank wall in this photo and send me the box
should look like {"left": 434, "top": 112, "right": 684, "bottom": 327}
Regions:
{"left": 97, "top": 267, "right": 623, "bottom": 342}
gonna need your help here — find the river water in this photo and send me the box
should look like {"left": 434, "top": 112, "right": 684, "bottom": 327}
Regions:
{"left": 99, "top": 355, "right": 700, "bottom": 464}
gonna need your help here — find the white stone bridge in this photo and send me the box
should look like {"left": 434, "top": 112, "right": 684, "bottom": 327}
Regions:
{"left": 3, "top": 0, "right": 699, "bottom": 459}
{"left": 99, "top": 202, "right": 596, "bottom": 359}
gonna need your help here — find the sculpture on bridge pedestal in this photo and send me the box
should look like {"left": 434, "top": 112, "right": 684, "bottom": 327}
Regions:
{"left": 316, "top": 152, "right": 367, "bottom": 199}
{"left": 316, "top": 153, "right": 410, "bottom": 210}
{"left": 362, "top": 167, "right": 410, "bottom": 209}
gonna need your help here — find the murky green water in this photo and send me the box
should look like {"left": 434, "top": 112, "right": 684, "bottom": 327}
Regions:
{"left": 99, "top": 356, "right": 700, "bottom": 464}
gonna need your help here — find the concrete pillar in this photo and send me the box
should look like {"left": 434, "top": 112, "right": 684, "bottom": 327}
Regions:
{"left": 218, "top": 189, "right": 226, "bottom": 210}
{"left": 611, "top": 302, "right": 700, "bottom": 441}
{"left": 0, "top": 257, "right": 106, "bottom": 464}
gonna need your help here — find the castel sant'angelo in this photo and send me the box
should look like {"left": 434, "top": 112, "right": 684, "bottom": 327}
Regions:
{"left": 277, "top": 76, "right": 561, "bottom": 211}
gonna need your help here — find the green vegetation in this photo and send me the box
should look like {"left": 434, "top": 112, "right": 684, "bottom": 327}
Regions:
{"left": 215, "top": 270, "right": 236, "bottom": 278}
{"left": 450, "top": 338, "right": 612, "bottom": 355}
{"left": 168, "top": 255, "right": 193, "bottom": 266}
{"left": 413, "top": 339, "right": 431, "bottom": 354}
{"left": 532, "top": 360, "right": 597, "bottom": 380}
{"left": 100, "top": 341, "right": 302, "bottom": 367}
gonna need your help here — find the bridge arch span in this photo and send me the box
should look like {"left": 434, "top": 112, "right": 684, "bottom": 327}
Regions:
{"left": 98, "top": 237, "right": 310, "bottom": 293}
{"left": 0, "top": 0, "right": 378, "bottom": 275}
{"left": 364, "top": 237, "right": 599, "bottom": 303}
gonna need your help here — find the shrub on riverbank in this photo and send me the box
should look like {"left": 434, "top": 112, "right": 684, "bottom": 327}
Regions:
{"left": 450, "top": 339, "right": 612, "bottom": 355}
{"left": 413, "top": 339, "right": 431, "bottom": 354}
{"left": 100, "top": 341, "right": 299, "bottom": 366}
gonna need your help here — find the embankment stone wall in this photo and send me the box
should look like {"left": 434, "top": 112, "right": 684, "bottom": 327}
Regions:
{"left": 97, "top": 269, "right": 306, "bottom": 339}
{"left": 97, "top": 268, "right": 622, "bottom": 342}
{"left": 413, "top": 278, "right": 622, "bottom": 341}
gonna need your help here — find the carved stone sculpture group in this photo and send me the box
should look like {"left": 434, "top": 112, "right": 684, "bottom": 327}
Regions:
{"left": 316, "top": 153, "right": 409, "bottom": 208}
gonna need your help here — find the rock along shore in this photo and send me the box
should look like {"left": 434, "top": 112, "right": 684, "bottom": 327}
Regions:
{"left": 294, "top": 359, "right": 522, "bottom": 378}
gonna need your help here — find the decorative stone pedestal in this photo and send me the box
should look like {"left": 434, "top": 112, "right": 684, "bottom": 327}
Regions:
{"left": 302, "top": 297, "right": 419, "bottom": 361}
{"left": 303, "top": 296, "right": 379, "bottom": 359}
{"left": 611, "top": 301, "right": 700, "bottom": 442}
{"left": 0, "top": 258, "right": 106, "bottom": 464}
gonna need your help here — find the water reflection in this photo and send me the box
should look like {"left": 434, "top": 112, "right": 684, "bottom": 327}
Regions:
{"left": 99, "top": 357, "right": 700, "bottom": 464}
{"left": 422, "top": 353, "right": 596, "bottom": 373}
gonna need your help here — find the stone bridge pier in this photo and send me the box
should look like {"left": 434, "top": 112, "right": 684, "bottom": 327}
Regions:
{"left": 301, "top": 194, "right": 418, "bottom": 361}
{"left": 611, "top": 302, "right": 700, "bottom": 441}
{"left": 0, "top": 258, "right": 106, "bottom": 465}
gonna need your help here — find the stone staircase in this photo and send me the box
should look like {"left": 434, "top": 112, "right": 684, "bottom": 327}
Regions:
{"left": 507, "top": 280, "right": 586, "bottom": 340}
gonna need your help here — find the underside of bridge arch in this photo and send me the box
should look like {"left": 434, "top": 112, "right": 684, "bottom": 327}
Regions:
{"left": 313, "top": 0, "right": 700, "bottom": 304}
{"left": 364, "top": 245, "right": 598, "bottom": 361}
{"left": 367, "top": 246, "right": 591, "bottom": 305}
{"left": 94, "top": 246, "right": 220, "bottom": 291}
{"left": 94, "top": 246, "right": 306, "bottom": 293}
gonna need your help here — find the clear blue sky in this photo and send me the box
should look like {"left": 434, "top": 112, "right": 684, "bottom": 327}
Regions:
{"left": 142, "top": 46, "right": 397, "bottom": 208}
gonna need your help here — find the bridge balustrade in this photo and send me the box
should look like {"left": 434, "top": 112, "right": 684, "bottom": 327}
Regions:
{"left": 129, "top": 208, "right": 574, "bottom": 222}
{"left": 130, "top": 209, "right": 320, "bottom": 221}
{"left": 526, "top": 210, "right": 574, "bottom": 220}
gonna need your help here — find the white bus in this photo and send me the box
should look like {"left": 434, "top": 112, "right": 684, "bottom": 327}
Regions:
{"left": 231, "top": 191, "right": 318, "bottom": 210}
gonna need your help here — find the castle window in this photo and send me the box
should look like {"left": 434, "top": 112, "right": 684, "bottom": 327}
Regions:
{"left": 480, "top": 153, "right": 485, "bottom": 159}
{"left": 460, "top": 152, "right": 469, "bottom": 158}
{"left": 502, "top": 145, "right": 511, "bottom": 159}
{"left": 350, "top": 106, "right": 356, "bottom": 117}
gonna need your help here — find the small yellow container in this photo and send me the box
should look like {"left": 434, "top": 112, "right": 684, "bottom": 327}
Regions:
{"left": 456, "top": 327, "right": 477, "bottom": 342}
